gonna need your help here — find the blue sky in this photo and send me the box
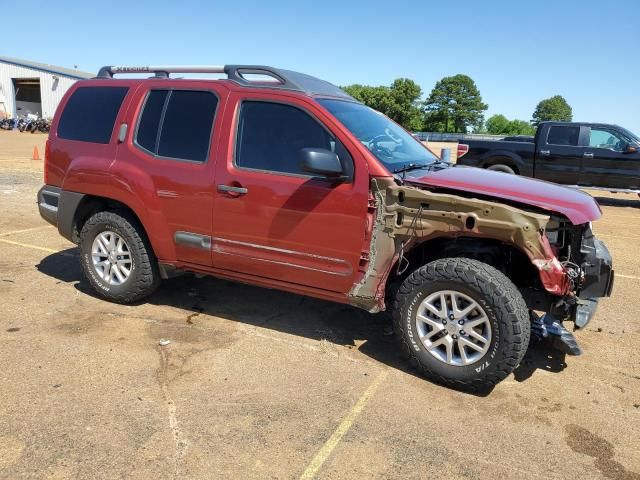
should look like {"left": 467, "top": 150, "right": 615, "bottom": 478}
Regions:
{"left": 4, "top": 0, "right": 639, "bottom": 132}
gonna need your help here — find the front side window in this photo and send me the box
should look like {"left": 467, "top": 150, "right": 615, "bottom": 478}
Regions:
{"left": 547, "top": 126, "right": 580, "bottom": 146}
{"left": 135, "top": 89, "right": 218, "bottom": 162}
{"left": 58, "top": 86, "right": 129, "bottom": 144}
{"left": 589, "top": 128, "right": 627, "bottom": 152}
{"left": 235, "top": 101, "right": 350, "bottom": 176}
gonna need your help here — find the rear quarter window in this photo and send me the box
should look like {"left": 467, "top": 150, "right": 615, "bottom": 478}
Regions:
{"left": 57, "top": 86, "right": 129, "bottom": 144}
{"left": 546, "top": 125, "right": 580, "bottom": 146}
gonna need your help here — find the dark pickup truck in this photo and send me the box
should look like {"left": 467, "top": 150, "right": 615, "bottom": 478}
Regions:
{"left": 457, "top": 122, "right": 640, "bottom": 192}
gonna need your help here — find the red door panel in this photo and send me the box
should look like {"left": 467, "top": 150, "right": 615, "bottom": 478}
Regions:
{"left": 211, "top": 92, "right": 369, "bottom": 293}
{"left": 114, "top": 81, "right": 229, "bottom": 266}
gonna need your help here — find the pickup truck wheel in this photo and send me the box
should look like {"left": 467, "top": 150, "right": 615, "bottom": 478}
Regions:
{"left": 393, "top": 258, "right": 530, "bottom": 392}
{"left": 79, "top": 211, "right": 160, "bottom": 303}
{"left": 487, "top": 164, "right": 516, "bottom": 174}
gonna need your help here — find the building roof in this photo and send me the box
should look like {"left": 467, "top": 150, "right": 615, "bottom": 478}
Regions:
{"left": 0, "top": 55, "right": 93, "bottom": 79}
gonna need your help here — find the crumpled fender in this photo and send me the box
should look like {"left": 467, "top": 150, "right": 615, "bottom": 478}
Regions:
{"left": 348, "top": 177, "right": 571, "bottom": 312}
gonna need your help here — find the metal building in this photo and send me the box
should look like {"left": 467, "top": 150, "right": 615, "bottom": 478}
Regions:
{"left": 0, "top": 56, "right": 92, "bottom": 120}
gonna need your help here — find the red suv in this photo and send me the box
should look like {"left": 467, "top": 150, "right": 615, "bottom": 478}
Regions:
{"left": 38, "top": 65, "right": 613, "bottom": 390}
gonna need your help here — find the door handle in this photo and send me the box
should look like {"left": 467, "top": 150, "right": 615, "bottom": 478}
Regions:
{"left": 540, "top": 150, "right": 551, "bottom": 156}
{"left": 583, "top": 152, "right": 594, "bottom": 158}
{"left": 217, "top": 184, "right": 248, "bottom": 195}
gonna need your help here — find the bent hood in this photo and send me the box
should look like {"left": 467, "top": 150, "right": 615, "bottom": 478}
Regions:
{"left": 408, "top": 167, "right": 601, "bottom": 224}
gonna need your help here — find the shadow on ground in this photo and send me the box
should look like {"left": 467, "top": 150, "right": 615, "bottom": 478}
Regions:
{"left": 37, "top": 248, "right": 566, "bottom": 395}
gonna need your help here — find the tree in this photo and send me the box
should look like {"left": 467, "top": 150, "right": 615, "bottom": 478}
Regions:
{"left": 423, "top": 74, "right": 487, "bottom": 133}
{"left": 342, "top": 78, "right": 424, "bottom": 131}
{"left": 531, "top": 95, "right": 572, "bottom": 125}
{"left": 485, "top": 114, "right": 536, "bottom": 136}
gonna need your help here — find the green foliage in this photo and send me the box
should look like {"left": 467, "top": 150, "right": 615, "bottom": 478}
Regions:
{"left": 342, "top": 78, "right": 424, "bottom": 131}
{"left": 485, "top": 114, "right": 536, "bottom": 136}
{"left": 423, "top": 74, "right": 487, "bottom": 133}
{"left": 531, "top": 95, "right": 572, "bottom": 125}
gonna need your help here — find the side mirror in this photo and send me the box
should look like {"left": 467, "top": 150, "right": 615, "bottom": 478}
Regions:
{"left": 299, "top": 148, "right": 345, "bottom": 179}
{"left": 625, "top": 144, "right": 638, "bottom": 154}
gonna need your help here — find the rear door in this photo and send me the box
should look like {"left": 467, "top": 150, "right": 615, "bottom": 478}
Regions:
{"left": 116, "top": 81, "right": 227, "bottom": 266}
{"left": 579, "top": 126, "right": 640, "bottom": 189}
{"left": 534, "top": 125, "right": 583, "bottom": 185}
{"left": 210, "top": 92, "right": 369, "bottom": 293}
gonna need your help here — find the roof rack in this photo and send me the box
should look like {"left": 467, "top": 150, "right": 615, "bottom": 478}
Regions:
{"left": 95, "top": 64, "right": 354, "bottom": 100}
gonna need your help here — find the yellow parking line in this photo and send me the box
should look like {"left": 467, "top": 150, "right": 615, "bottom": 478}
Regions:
{"left": 300, "top": 370, "right": 388, "bottom": 480}
{"left": 0, "top": 225, "right": 54, "bottom": 237}
{"left": 0, "top": 237, "right": 73, "bottom": 256}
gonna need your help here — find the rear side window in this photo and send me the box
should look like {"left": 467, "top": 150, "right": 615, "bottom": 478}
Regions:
{"left": 135, "top": 90, "right": 218, "bottom": 162}
{"left": 136, "top": 90, "right": 168, "bottom": 153}
{"left": 58, "top": 86, "right": 128, "bottom": 143}
{"left": 547, "top": 126, "right": 580, "bottom": 146}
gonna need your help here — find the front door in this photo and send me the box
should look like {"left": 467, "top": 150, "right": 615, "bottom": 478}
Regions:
{"left": 580, "top": 126, "right": 640, "bottom": 189}
{"left": 535, "top": 124, "right": 583, "bottom": 185}
{"left": 210, "top": 95, "right": 368, "bottom": 293}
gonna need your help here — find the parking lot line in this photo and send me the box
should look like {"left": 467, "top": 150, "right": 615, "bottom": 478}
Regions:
{"left": 0, "top": 225, "right": 54, "bottom": 237}
{"left": 0, "top": 237, "right": 74, "bottom": 256}
{"left": 299, "top": 370, "right": 388, "bottom": 480}
{"left": 615, "top": 273, "right": 640, "bottom": 280}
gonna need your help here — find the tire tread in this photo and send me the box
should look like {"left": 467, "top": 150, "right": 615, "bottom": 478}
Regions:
{"left": 392, "top": 257, "right": 530, "bottom": 392}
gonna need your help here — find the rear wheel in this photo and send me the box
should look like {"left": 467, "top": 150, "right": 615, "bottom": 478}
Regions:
{"left": 393, "top": 258, "right": 530, "bottom": 391}
{"left": 79, "top": 211, "right": 159, "bottom": 303}
{"left": 487, "top": 164, "right": 516, "bottom": 174}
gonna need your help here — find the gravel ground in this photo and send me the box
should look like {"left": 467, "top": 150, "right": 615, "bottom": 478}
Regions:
{"left": 0, "top": 130, "right": 638, "bottom": 479}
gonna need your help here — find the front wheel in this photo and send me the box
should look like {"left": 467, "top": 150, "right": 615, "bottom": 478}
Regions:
{"left": 393, "top": 258, "right": 530, "bottom": 391}
{"left": 79, "top": 211, "right": 160, "bottom": 303}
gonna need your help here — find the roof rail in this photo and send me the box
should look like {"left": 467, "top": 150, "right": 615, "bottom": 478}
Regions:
{"left": 95, "top": 64, "right": 355, "bottom": 100}
{"left": 96, "top": 65, "right": 226, "bottom": 79}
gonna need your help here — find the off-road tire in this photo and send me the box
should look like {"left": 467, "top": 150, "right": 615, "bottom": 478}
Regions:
{"left": 487, "top": 163, "right": 516, "bottom": 174}
{"left": 79, "top": 210, "right": 160, "bottom": 303}
{"left": 393, "top": 258, "right": 530, "bottom": 392}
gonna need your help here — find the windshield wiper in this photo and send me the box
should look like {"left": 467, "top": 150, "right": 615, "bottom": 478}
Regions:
{"left": 392, "top": 163, "right": 431, "bottom": 174}
{"left": 393, "top": 161, "right": 451, "bottom": 175}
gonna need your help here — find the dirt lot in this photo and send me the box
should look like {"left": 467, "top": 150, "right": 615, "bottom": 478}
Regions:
{"left": 0, "top": 130, "right": 639, "bottom": 479}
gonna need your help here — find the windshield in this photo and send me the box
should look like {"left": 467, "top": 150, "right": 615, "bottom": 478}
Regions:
{"left": 318, "top": 99, "right": 438, "bottom": 172}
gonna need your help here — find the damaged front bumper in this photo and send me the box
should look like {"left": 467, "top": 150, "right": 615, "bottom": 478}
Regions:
{"left": 571, "top": 230, "right": 614, "bottom": 328}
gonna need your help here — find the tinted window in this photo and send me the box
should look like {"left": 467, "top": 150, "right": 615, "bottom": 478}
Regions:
{"left": 547, "top": 126, "right": 580, "bottom": 146}
{"left": 135, "top": 90, "right": 217, "bottom": 162}
{"left": 58, "top": 86, "right": 128, "bottom": 143}
{"left": 158, "top": 91, "right": 217, "bottom": 162}
{"left": 136, "top": 90, "right": 168, "bottom": 153}
{"left": 236, "top": 102, "right": 344, "bottom": 175}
